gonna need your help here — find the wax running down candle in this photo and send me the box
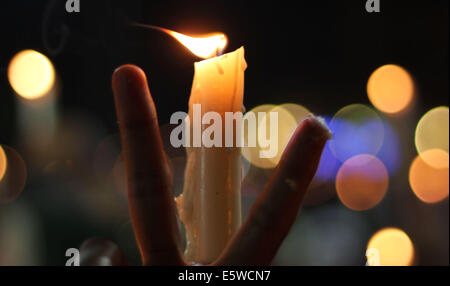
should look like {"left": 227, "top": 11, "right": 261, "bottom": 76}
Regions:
{"left": 176, "top": 47, "right": 247, "bottom": 264}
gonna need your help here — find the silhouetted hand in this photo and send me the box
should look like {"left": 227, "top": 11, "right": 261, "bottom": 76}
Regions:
{"left": 80, "top": 65, "right": 330, "bottom": 266}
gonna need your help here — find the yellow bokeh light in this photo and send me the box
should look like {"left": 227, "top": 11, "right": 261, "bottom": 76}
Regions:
{"left": 278, "top": 103, "right": 311, "bottom": 124}
{"left": 367, "top": 64, "right": 414, "bottom": 114}
{"left": 367, "top": 228, "right": 414, "bottom": 266}
{"left": 336, "top": 154, "right": 389, "bottom": 211}
{"left": 420, "top": 148, "right": 449, "bottom": 169}
{"left": 273, "top": 104, "right": 311, "bottom": 166}
{"left": 8, "top": 49, "right": 55, "bottom": 100}
{"left": 242, "top": 104, "right": 277, "bottom": 169}
{"left": 264, "top": 106, "right": 298, "bottom": 166}
{"left": 0, "top": 145, "right": 7, "bottom": 181}
{"left": 415, "top": 106, "right": 449, "bottom": 168}
{"left": 241, "top": 103, "right": 311, "bottom": 168}
{"left": 409, "top": 149, "right": 449, "bottom": 203}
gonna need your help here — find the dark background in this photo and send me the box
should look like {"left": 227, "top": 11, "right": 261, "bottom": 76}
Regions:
{"left": 0, "top": 0, "right": 448, "bottom": 265}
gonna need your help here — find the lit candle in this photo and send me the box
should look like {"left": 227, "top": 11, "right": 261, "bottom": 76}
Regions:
{"left": 153, "top": 27, "right": 246, "bottom": 263}
{"left": 179, "top": 47, "right": 246, "bottom": 264}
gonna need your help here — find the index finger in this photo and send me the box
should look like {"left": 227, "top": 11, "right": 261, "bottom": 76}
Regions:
{"left": 112, "top": 65, "right": 184, "bottom": 265}
{"left": 217, "top": 116, "right": 331, "bottom": 265}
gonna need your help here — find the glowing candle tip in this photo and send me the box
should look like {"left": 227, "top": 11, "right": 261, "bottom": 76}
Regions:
{"left": 133, "top": 23, "right": 227, "bottom": 59}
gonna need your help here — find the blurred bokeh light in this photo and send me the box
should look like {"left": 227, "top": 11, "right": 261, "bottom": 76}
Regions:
{"left": 336, "top": 154, "right": 388, "bottom": 211}
{"left": 415, "top": 106, "right": 449, "bottom": 168}
{"left": 241, "top": 104, "right": 277, "bottom": 169}
{"left": 0, "top": 145, "right": 7, "bottom": 182}
{"left": 367, "top": 64, "right": 414, "bottom": 114}
{"left": 0, "top": 146, "right": 27, "bottom": 204}
{"left": 310, "top": 117, "right": 341, "bottom": 184}
{"left": 366, "top": 227, "right": 414, "bottom": 266}
{"left": 242, "top": 103, "right": 313, "bottom": 168}
{"left": 7, "top": 50, "right": 55, "bottom": 100}
{"left": 418, "top": 148, "right": 449, "bottom": 170}
{"left": 409, "top": 149, "right": 449, "bottom": 204}
{"left": 304, "top": 117, "right": 342, "bottom": 206}
{"left": 278, "top": 103, "right": 311, "bottom": 124}
{"left": 314, "top": 141, "right": 342, "bottom": 183}
{"left": 329, "top": 104, "right": 384, "bottom": 163}
{"left": 264, "top": 105, "right": 298, "bottom": 165}
{"left": 376, "top": 120, "right": 402, "bottom": 175}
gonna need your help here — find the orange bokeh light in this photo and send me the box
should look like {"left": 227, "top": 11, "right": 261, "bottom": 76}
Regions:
{"left": 367, "top": 227, "right": 414, "bottom": 266}
{"left": 409, "top": 149, "right": 449, "bottom": 203}
{"left": 367, "top": 64, "right": 414, "bottom": 114}
{"left": 336, "top": 154, "right": 389, "bottom": 211}
{"left": 415, "top": 106, "right": 449, "bottom": 168}
{"left": 0, "top": 145, "right": 7, "bottom": 181}
{"left": 0, "top": 146, "right": 27, "bottom": 204}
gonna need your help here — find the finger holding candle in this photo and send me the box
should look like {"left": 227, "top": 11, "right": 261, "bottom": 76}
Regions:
{"left": 216, "top": 116, "right": 331, "bottom": 266}
{"left": 112, "top": 65, "right": 184, "bottom": 266}
{"left": 133, "top": 23, "right": 244, "bottom": 264}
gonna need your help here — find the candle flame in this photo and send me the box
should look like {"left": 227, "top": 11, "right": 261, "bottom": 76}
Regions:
{"left": 133, "top": 24, "right": 228, "bottom": 59}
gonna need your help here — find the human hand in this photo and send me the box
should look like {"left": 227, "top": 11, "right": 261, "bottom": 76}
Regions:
{"left": 80, "top": 64, "right": 330, "bottom": 266}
